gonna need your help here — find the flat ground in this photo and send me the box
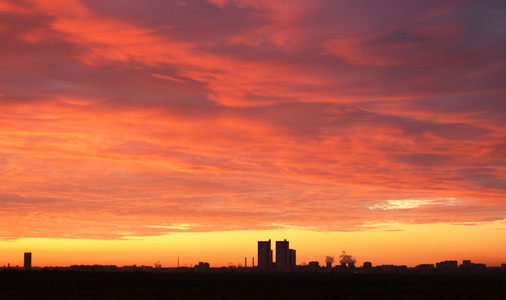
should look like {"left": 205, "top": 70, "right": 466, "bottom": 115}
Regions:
{"left": 1, "top": 270, "right": 505, "bottom": 299}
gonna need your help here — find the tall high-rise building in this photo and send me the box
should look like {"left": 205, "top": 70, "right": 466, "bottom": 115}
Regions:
{"left": 289, "top": 249, "right": 296, "bottom": 267}
{"left": 24, "top": 252, "right": 31, "bottom": 269}
{"left": 276, "top": 239, "right": 290, "bottom": 267}
{"left": 258, "top": 239, "right": 273, "bottom": 270}
{"left": 276, "top": 239, "right": 296, "bottom": 269}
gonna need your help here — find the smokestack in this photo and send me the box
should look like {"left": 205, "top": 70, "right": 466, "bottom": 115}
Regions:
{"left": 252, "top": 257, "right": 254, "bottom": 267}
{"left": 245, "top": 257, "right": 247, "bottom": 268}
{"left": 339, "top": 251, "right": 356, "bottom": 265}
{"left": 325, "top": 256, "right": 334, "bottom": 268}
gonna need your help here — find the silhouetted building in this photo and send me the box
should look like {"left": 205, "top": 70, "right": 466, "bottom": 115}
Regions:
{"left": 276, "top": 239, "right": 296, "bottom": 269}
{"left": 414, "top": 264, "right": 435, "bottom": 274}
{"left": 276, "top": 239, "right": 289, "bottom": 268}
{"left": 69, "top": 265, "right": 118, "bottom": 272}
{"left": 380, "top": 265, "right": 408, "bottom": 274}
{"left": 194, "top": 262, "right": 210, "bottom": 272}
{"left": 436, "top": 260, "right": 458, "bottom": 273}
{"left": 24, "top": 252, "right": 31, "bottom": 270}
{"left": 289, "top": 249, "right": 296, "bottom": 267}
{"left": 460, "top": 260, "right": 486, "bottom": 273}
{"left": 308, "top": 261, "right": 320, "bottom": 271}
{"left": 414, "top": 264, "right": 436, "bottom": 274}
{"left": 363, "top": 261, "right": 372, "bottom": 272}
{"left": 258, "top": 239, "right": 273, "bottom": 270}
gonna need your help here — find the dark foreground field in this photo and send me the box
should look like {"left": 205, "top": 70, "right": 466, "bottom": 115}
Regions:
{"left": 1, "top": 271, "right": 505, "bottom": 300}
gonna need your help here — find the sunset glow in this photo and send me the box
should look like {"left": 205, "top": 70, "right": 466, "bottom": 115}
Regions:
{"left": 1, "top": 0, "right": 505, "bottom": 268}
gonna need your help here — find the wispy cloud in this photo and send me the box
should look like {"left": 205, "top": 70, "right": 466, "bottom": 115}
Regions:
{"left": 370, "top": 198, "right": 457, "bottom": 210}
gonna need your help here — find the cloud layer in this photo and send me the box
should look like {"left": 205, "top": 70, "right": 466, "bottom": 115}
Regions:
{"left": 0, "top": 0, "right": 505, "bottom": 239}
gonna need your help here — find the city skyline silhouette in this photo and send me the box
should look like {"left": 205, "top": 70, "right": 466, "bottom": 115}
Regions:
{"left": 3, "top": 238, "right": 505, "bottom": 274}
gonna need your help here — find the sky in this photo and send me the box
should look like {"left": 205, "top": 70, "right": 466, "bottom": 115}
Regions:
{"left": 0, "top": 0, "right": 505, "bottom": 268}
